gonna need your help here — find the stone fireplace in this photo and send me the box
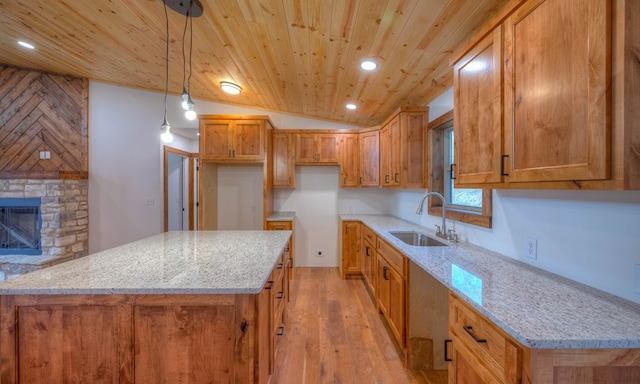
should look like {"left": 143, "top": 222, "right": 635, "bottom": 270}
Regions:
{"left": 0, "top": 179, "right": 88, "bottom": 280}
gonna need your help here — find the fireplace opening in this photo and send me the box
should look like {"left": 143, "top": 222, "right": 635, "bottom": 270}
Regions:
{"left": 0, "top": 198, "right": 42, "bottom": 256}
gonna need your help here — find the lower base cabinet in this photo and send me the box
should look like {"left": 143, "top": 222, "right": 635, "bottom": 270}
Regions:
{"left": 448, "top": 292, "right": 640, "bottom": 384}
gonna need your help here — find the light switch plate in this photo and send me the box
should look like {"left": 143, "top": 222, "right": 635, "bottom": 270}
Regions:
{"left": 635, "top": 264, "right": 640, "bottom": 295}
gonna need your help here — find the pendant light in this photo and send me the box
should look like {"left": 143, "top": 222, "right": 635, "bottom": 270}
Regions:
{"left": 160, "top": 1, "right": 173, "bottom": 143}
{"left": 160, "top": 0, "right": 203, "bottom": 139}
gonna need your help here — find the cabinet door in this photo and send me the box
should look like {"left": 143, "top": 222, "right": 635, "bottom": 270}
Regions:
{"left": 341, "top": 134, "right": 359, "bottom": 187}
{"left": 387, "top": 265, "right": 405, "bottom": 346}
{"left": 341, "top": 221, "right": 361, "bottom": 278}
{"left": 359, "top": 130, "right": 380, "bottom": 187}
{"left": 388, "top": 115, "right": 402, "bottom": 186}
{"left": 503, "top": 0, "right": 610, "bottom": 182}
{"left": 361, "top": 240, "right": 375, "bottom": 294}
{"left": 380, "top": 126, "right": 391, "bottom": 186}
{"left": 295, "top": 134, "right": 317, "bottom": 163}
{"left": 454, "top": 27, "right": 503, "bottom": 185}
{"left": 200, "top": 120, "right": 231, "bottom": 160}
{"left": 377, "top": 255, "right": 391, "bottom": 316}
{"left": 317, "top": 134, "right": 341, "bottom": 163}
{"left": 401, "top": 111, "right": 427, "bottom": 188}
{"left": 232, "top": 120, "right": 264, "bottom": 160}
{"left": 449, "top": 338, "right": 501, "bottom": 384}
{"left": 273, "top": 133, "right": 295, "bottom": 187}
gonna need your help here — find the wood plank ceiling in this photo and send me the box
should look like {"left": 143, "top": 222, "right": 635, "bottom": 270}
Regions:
{"left": 0, "top": 0, "right": 510, "bottom": 126}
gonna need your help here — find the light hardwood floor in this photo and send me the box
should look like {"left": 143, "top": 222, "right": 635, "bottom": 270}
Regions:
{"left": 271, "top": 267, "right": 430, "bottom": 384}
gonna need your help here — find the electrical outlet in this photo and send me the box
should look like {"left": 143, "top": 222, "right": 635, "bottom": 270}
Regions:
{"left": 146, "top": 198, "right": 155, "bottom": 206}
{"left": 526, "top": 238, "right": 537, "bottom": 259}
{"left": 316, "top": 249, "right": 323, "bottom": 257}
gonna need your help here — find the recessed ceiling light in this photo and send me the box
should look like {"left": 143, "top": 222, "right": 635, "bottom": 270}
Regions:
{"left": 346, "top": 103, "right": 357, "bottom": 110}
{"left": 18, "top": 41, "right": 35, "bottom": 50}
{"left": 360, "top": 60, "right": 377, "bottom": 71}
{"left": 220, "top": 81, "right": 242, "bottom": 95}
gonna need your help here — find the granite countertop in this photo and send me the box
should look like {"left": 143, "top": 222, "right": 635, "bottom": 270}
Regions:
{"left": 0, "top": 231, "right": 292, "bottom": 295}
{"left": 267, "top": 211, "right": 296, "bottom": 221}
{"left": 340, "top": 214, "right": 640, "bottom": 350}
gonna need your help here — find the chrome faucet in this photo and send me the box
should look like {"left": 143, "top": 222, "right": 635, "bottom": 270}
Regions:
{"left": 416, "top": 191, "right": 457, "bottom": 242}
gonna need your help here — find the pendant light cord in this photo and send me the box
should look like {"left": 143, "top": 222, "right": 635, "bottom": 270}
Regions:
{"left": 163, "top": 1, "right": 169, "bottom": 121}
{"left": 188, "top": 0, "right": 194, "bottom": 95}
{"left": 181, "top": 6, "right": 189, "bottom": 91}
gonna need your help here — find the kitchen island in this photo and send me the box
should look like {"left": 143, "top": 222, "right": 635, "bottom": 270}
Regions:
{"left": 0, "top": 230, "right": 292, "bottom": 384}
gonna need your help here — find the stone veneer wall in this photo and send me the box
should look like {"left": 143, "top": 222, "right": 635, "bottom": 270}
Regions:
{"left": 0, "top": 179, "right": 88, "bottom": 277}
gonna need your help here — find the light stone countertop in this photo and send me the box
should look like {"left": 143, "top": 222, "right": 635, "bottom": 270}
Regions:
{"left": 340, "top": 214, "right": 640, "bottom": 349}
{"left": 266, "top": 211, "right": 296, "bottom": 221}
{"left": 0, "top": 230, "right": 292, "bottom": 295}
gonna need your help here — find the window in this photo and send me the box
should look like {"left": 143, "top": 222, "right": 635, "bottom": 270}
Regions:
{"left": 443, "top": 126, "right": 482, "bottom": 211}
{"left": 427, "top": 110, "right": 492, "bottom": 228}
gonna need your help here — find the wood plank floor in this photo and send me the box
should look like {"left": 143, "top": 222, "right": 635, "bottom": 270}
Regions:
{"left": 271, "top": 267, "right": 429, "bottom": 384}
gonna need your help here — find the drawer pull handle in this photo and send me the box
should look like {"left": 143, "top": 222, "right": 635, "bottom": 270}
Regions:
{"left": 463, "top": 326, "right": 487, "bottom": 343}
{"left": 277, "top": 291, "right": 284, "bottom": 299}
{"left": 276, "top": 325, "right": 285, "bottom": 336}
{"left": 444, "top": 339, "right": 453, "bottom": 362}
{"left": 365, "top": 246, "right": 370, "bottom": 256}
{"left": 500, "top": 154, "right": 509, "bottom": 176}
{"left": 383, "top": 266, "right": 389, "bottom": 280}
{"left": 277, "top": 262, "right": 284, "bottom": 269}
{"left": 265, "top": 280, "right": 274, "bottom": 290}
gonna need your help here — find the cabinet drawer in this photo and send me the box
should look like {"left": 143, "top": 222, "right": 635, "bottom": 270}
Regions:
{"left": 362, "top": 225, "right": 377, "bottom": 244}
{"left": 449, "top": 293, "right": 521, "bottom": 383}
{"left": 376, "top": 238, "right": 405, "bottom": 277}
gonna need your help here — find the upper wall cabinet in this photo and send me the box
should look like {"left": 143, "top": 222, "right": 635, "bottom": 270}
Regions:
{"left": 453, "top": 0, "right": 640, "bottom": 189}
{"left": 295, "top": 133, "right": 341, "bottom": 164}
{"left": 380, "top": 107, "right": 428, "bottom": 189}
{"left": 359, "top": 129, "right": 380, "bottom": 187}
{"left": 199, "top": 116, "right": 268, "bottom": 162}
{"left": 341, "top": 134, "right": 359, "bottom": 187}
{"left": 272, "top": 132, "right": 295, "bottom": 187}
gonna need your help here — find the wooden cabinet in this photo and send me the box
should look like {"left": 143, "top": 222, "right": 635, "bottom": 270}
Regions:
{"left": 340, "top": 220, "right": 361, "bottom": 279}
{"left": 359, "top": 129, "right": 380, "bottom": 187}
{"left": 341, "top": 134, "right": 359, "bottom": 187}
{"left": 272, "top": 132, "right": 295, "bottom": 187}
{"left": 380, "top": 115, "right": 401, "bottom": 186}
{"left": 295, "top": 133, "right": 341, "bottom": 164}
{"left": 266, "top": 220, "right": 295, "bottom": 280}
{"left": 452, "top": 0, "right": 620, "bottom": 189}
{"left": 379, "top": 107, "right": 428, "bottom": 188}
{"left": 503, "top": 0, "right": 610, "bottom": 183}
{"left": 449, "top": 293, "right": 522, "bottom": 384}
{"left": 453, "top": 27, "right": 503, "bottom": 185}
{"left": 200, "top": 117, "right": 266, "bottom": 161}
{"left": 376, "top": 237, "right": 407, "bottom": 349}
{"left": 361, "top": 225, "right": 377, "bottom": 296}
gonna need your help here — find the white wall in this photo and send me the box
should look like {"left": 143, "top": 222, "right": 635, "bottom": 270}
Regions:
{"left": 88, "top": 82, "right": 359, "bottom": 253}
{"left": 274, "top": 167, "right": 390, "bottom": 267}
{"left": 216, "top": 165, "right": 263, "bottom": 230}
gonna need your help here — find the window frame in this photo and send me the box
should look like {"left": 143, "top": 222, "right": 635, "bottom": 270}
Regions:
{"left": 427, "top": 110, "right": 492, "bottom": 228}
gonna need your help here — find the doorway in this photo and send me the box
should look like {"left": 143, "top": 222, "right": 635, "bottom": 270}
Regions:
{"left": 163, "top": 146, "right": 196, "bottom": 231}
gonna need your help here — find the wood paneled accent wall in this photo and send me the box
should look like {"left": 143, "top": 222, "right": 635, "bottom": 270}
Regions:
{"left": 0, "top": 65, "right": 88, "bottom": 179}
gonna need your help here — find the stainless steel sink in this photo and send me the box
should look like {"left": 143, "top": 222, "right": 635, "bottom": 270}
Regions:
{"left": 389, "top": 231, "right": 448, "bottom": 247}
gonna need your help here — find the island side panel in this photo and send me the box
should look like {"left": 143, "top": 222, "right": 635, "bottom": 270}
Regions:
{"left": 0, "top": 293, "right": 265, "bottom": 384}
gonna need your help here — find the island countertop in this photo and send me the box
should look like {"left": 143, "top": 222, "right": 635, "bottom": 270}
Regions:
{"left": 0, "top": 230, "right": 292, "bottom": 295}
{"left": 340, "top": 214, "right": 640, "bottom": 350}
